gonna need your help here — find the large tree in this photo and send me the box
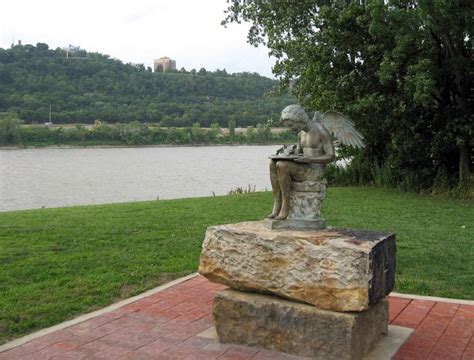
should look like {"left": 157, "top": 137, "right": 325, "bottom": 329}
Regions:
{"left": 223, "top": 0, "right": 472, "bottom": 188}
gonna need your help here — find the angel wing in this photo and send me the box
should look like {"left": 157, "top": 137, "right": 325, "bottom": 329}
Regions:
{"left": 321, "top": 111, "right": 365, "bottom": 148}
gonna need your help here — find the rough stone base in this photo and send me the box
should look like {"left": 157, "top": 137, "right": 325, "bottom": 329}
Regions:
{"left": 199, "top": 221, "right": 396, "bottom": 312}
{"left": 213, "top": 289, "right": 389, "bottom": 360}
{"left": 263, "top": 217, "right": 326, "bottom": 230}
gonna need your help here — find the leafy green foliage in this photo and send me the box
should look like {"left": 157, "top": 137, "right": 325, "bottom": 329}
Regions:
{"left": 0, "top": 43, "right": 293, "bottom": 127}
{"left": 0, "top": 188, "right": 472, "bottom": 343}
{"left": 228, "top": 119, "right": 236, "bottom": 137}
{"left": 0, "top": 113, "right": 23, "bottom": 144}
{"left": 3, "top": 122, "right": 296, "bottom": 146}
{"left": 223, "top": 1, "right": 473, "bottom": 189}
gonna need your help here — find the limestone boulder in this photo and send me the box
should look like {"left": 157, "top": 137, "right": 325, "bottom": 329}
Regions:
{"left": 199, "top": 221, "right": 395, "bottom": 312}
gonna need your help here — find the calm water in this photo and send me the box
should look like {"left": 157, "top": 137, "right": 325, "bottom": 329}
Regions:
{"left": 0, "top": 145, "right": 279, "bottom": 212}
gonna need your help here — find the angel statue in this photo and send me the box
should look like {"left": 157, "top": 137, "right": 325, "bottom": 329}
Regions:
{"left": 267, "top": 104, "right": 364, "bottom": 228}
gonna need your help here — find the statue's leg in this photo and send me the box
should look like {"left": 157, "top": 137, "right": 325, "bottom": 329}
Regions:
{"left": 275, "top": 161, "right": 292, "bottom": 220}
{"left": 268, "top": 160, "right": 282, "bottom": 218}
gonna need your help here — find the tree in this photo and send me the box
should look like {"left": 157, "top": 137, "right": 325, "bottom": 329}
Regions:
{"left": 36, "top": 43, "right": 49, "bottom": 51}
{"left": 210, "top": 122, "right": 222, "bottom": 139}
{"left": 228, "top": 118, "right": 236, "bottom": 137}
{"left": 0, "top": 113, "right": 23, "bottom": 144}
{"left": 256, "top": 122, "right": 271, "bottom": 143}
{"left": 246, "top": 126, "right": 255, "bottom": 143}
{"left": 191, "top": 122, "right": 205, "bottom": 143}
{"left": 223, "top": 0, "right": 473, "bottom": 189}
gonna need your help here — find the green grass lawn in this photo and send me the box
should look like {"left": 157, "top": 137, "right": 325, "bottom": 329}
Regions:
{"left": 0, "top": 187, "right": 473, "bottom": 344}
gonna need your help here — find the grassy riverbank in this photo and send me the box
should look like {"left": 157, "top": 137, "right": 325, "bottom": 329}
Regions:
{"left": 0, "top": 188, "right": 473, "bottom": 344}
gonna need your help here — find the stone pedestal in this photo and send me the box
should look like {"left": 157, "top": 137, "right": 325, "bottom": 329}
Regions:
{"left": 288, "top": 179, "right": 327, "bottom": 220}
{"left": 199, "top": 221, "right": 396, "bottom": 312}
{"left": 199, "top": 220, "right": 396, "bottom": 359}
{"left": 213, "top": 289, "right": 389, "bottom": 360}
{"left": 266, "top": 179, "right": 328, "bottom": 230}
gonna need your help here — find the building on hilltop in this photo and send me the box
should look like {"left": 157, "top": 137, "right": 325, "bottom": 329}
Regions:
{"left": 154, "top": 57, "right": 176, "bottom": 73}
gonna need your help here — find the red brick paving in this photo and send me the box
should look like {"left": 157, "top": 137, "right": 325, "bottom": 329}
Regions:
{"left": 0, "top": 276, "right": 473, "bottom": 360}
{"left": 391, "top": 297, "right": 474, "bottom": 360}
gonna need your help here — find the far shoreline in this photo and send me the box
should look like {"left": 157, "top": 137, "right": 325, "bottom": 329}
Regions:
{"left": 0, "top": 143, "right": 283, "bottom": 151}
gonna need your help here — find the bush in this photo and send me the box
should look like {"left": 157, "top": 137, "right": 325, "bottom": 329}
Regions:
{"left": 0, "top": 113, "right": 23, "bottom": 144}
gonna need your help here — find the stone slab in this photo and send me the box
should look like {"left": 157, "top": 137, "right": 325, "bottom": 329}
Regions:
{"left": 199, "top": 221, "right": 396, "bottom": 312}
{"left": 213, "top": 289, "right": 389, "bottom": 360}
{"left": 263, "top": 217, "right": 326, "bottom": 230}
{"left": 197, "top": 324, "right": 413, "bottom": 360}
{"left": 365, "top": 325, "right": 413, "bottom": 360}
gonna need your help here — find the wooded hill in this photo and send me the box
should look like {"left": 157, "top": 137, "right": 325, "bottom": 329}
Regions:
{"left": 0, "top": 43, "right": 292, "bottom": 126}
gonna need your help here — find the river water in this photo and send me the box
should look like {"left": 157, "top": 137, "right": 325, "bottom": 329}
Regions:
{"left": 0, "top": 145, "right": 279, "bottom": 212}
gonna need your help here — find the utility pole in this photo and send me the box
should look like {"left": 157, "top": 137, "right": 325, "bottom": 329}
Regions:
{"left": 49, "top": 103, "right": 52, "bottom": 123}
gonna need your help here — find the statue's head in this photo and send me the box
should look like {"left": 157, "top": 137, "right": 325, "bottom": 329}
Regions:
{"left": 280, "top": 105, "right": 309, "bottom": 131}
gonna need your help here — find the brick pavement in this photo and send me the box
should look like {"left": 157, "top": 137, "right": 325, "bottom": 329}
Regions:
{"left": 0, "top": 275, "right": 473, "bottom": 359}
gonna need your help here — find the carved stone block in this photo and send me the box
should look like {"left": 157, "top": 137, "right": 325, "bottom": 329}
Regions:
{"left": 289, "top": 179, "right": 327, "bottom": 219}
{"left": 213, "top": 289, "right": 389, "bottom": 360}
{"left": 265, "top": 178, "right": 328, "bottom": 230}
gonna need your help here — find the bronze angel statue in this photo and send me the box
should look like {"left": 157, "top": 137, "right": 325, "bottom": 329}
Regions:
{"left": 267, "top": 104, "right": 364, "bottom": 226}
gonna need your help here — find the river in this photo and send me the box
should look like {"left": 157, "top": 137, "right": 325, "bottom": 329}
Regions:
{"left": 0, "top": 145, "right": 279, "bottom": 212}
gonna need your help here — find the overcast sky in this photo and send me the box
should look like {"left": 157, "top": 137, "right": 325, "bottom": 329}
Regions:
{"left": 0, "top": 0, "right": 276, "bottom": 77}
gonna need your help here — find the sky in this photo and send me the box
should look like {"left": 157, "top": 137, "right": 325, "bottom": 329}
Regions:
{"left": 0, "top": 0, "right": 276, "bottom": 77}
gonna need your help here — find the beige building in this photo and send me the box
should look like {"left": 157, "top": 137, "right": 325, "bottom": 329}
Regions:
{"left": 154, "top": 57, "right": 176, "bottom": 72}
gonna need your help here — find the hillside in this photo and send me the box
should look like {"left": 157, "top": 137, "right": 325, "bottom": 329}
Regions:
{"left": 0, "top": 43, "right": 292, "bottom": 126}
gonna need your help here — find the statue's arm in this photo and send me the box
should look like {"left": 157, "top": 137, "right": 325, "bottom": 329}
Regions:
{"left": 319, "top": 136, "right": 336, "bottom": 163}
{"left": 295, "top": 128, "right": 336, "bottom": 164}
{"left": 301, "top": 147, "right": 335, "bottom": 164}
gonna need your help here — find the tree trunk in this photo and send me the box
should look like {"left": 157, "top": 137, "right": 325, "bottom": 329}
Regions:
{"left": 458, "top": 137, "right": 471, "bottom": 185}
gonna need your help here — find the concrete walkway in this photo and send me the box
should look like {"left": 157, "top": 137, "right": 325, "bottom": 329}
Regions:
{"left": 0, "top": 275, "right": 473, "bottom": 359}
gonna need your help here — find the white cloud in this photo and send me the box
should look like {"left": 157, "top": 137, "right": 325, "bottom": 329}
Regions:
{"left": 0, "top": 0, "right": 276, "bottom": 77}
